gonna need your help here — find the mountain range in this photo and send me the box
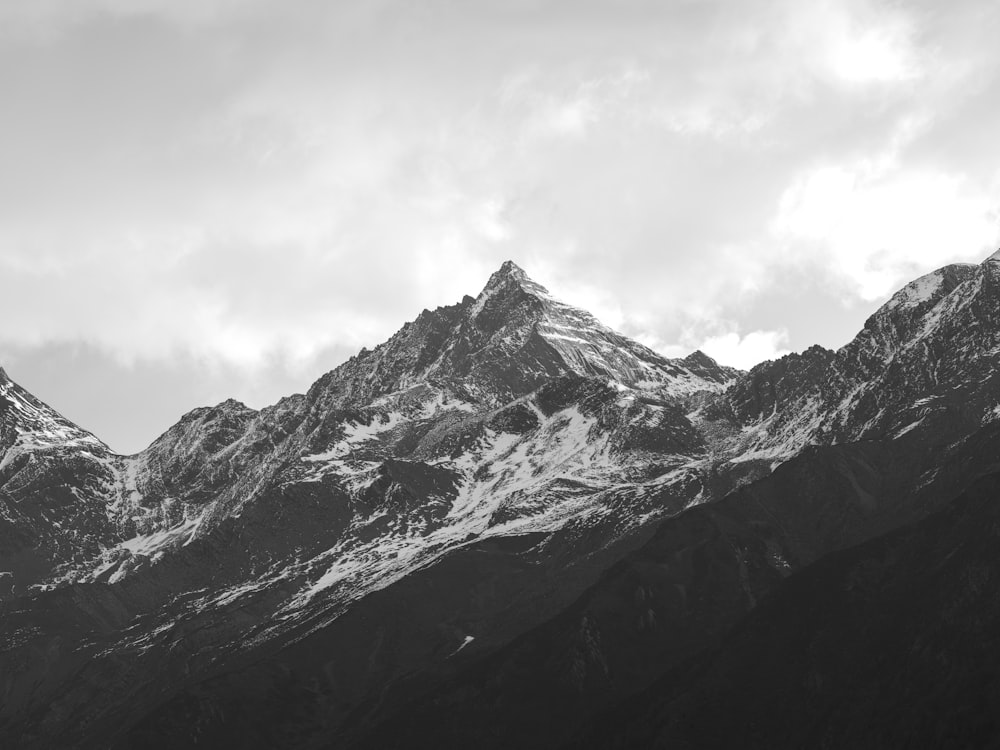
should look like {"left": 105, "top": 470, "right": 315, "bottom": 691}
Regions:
{"left": 3, "top": 253, "right": 1000, "bottom": 748}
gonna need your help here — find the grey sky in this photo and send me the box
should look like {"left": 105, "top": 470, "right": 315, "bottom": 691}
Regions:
{"left": 1, "top": 0, "right": 998, "bottom": 453}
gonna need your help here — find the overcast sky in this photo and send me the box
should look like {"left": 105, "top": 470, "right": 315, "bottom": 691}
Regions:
{"left": 1, "top": 0, "right": 998, "bottom": 453}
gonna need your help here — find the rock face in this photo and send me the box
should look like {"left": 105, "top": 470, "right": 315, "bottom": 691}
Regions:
{"left": 3, "top": 255, "right": 1000, "bottom": 749}
{"left": 714, "top": 259, "right": 999, "bottom": 460}
{"left": 0, "top": 369, "right": 115, "bottom": 586}
{"left": 307, "top": 261, "right": 736, "bottom": 412}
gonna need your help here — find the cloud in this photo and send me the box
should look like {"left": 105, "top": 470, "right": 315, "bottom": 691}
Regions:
{"left": 773, "top": 160, "right": 1000, "bottom": 300}
{"left": 1, "top": 0, "right": 999, "bottom": 451}
{"left": 502, "top": 66, "right": 650, "bottom": 140}
{"left": 786, "top": 0, "right": 921, "bottom": 87}
{"left": 700, "top": 329, "right": 792, "bottom": 370}
{"left": 0, "top": 0, "right": 267, "bottom": 38}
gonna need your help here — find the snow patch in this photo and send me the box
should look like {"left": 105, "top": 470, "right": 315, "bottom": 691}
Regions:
{"left": 450, "top": 635, "right": 475, "bottom": 657}
{"left": 894, "top": 418, "right": 925, "bottom": 438}
{"left": 120, "top": 512, "right": 205, "bottom": 558}
{"left": 884, "top": 269, "right": 944, "bottom": 311}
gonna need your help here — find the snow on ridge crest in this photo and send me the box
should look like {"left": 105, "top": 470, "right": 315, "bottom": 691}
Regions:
{"left": 0, "top": 376, "right": 106, "bottom": 458}
{"left": 883, "top": 268, "right": 947, "bottom": 312}
{"left": 466, "top": 262, "right": 732, "bottom": 394}
{"left": 469, "top": 259, "right": 552, "bottom": 318}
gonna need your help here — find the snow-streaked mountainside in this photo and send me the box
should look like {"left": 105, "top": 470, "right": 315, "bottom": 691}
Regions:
{"left": 0, "top": 368, "right": 106, "bottom": 457}
{"left": 2, "top": 261, "right": 738, "bottom": 594}
{"left": 307, "top": 260, "right": 737, "bottom": 411}
{"left": 0, "top": 368, "right": 117, "bottom": 585}
{"left": 3, "top": 255, "right": 1000, "bottom": 749}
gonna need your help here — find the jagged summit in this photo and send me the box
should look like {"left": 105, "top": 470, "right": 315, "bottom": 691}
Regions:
{"left": 493, "top": 259, "right": 529, "bottom": 281}
{"left": 216, "top": 397, "right": 255, "bottom": 412}
{"left": 681, "top": 349, "right": 741, "bottom": 381}
{"left": 310, "top": 261, "right": 735, "bottom": 410}
{"left": 465, "top": 262, "right": 736, "bottom": 394}
{"left": 683, "top": 349, "right": 723, "bottom": 369}
{"left": 470, "top": 260, "right": 551, "bottom": 316}
{"left": 880, "top": 263, "right": 977, "bottom": 315}
{"left": 477, "top": 260, "right": 531, "bottom": 297}
{"left": 0, "top": 370, "right": 107, "bottom": 459}
{"left": 9, "top": 250, "right": 1000, "bottom": 750}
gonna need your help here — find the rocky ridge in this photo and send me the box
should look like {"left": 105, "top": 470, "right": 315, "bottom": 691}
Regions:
{"left": 2, "top": 255, "right": 1000, "bottom": 748}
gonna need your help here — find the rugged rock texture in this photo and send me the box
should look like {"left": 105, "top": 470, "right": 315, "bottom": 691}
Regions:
{"left": 0, "top": 369, "right": 115, "bottom": 586}
{"left": 346, "top": 421, "right": 1000, "bottom": 750}
{"left": 3, "top": 255, "right": 1000, "bottom": 749}
{"left": 307, "top": 261, "right": 735, "bottom": 414}
{"left": 701, "top": 258, "right": 1000, "bottom": 464}
{"left": 0, "top": 262, "right": 739, "bottom": 748}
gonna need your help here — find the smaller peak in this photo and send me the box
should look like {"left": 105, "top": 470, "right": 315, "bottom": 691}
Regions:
{"left": 879, "top": 262, "right": 978, "bottom": 316}
{"left": 0, "top": 365, "right": 7, "bottom": 382}
{"left": 498, "top": 259, "right": 527, "bottom": 277}
{"left": 217, "top": 397, "right": 253, "bottom": 412}
{"left": 682, "top": 350, "right": 719, "bottom": 368}
{"left": 476, "top": 260, "right": 551, "bottom": 303}
{"left": 483, "top": 260, "right": 530, "bottom": 289}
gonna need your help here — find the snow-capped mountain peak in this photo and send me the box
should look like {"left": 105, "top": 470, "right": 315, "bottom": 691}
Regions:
{"left": 458, "top": 261, "right": 737, "bottom": 399}
{"left": 881, "top": 264, "right": 975, "bottom": 314}
{"left": 308, "top": 262, "right": 734, "bottom": 413}
{"left": 9, "top": 253, "right": 1000, "bottom": 749}
{"left": 474, "top": 259, "right": 551, "bottom": 300}
{"left": 482, "top": 258, "right": 533, "bottom": 287}
{"left": 0, "top": 368, "right": 106, "bottom": 458}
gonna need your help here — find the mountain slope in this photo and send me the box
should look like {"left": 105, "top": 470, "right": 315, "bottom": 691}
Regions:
{"left": 573, "top": 462, "right": 1000, "bottom": 750}
{"left": 0, "top": 368, "right": 115, "bottom": 588}
{"left": 343, "top": 419, "right": 1000, "bottom": 750}
{"left": 0, "top": 262, "right": 742, "bottom": 749}
{"left": 4, "top": 254, "right": 1000, "bottom": 750}
{"left": 307, "top": 260, "right": 736, "bottom": 412}
{"left": 711, "top": 257, "right": 1000, "bottom": 462}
